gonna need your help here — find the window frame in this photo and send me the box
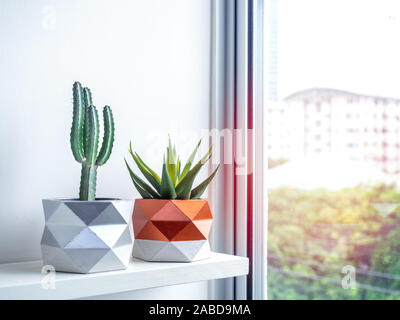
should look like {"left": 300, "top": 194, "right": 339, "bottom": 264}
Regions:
{"left": 209, "top": 0, "right": 266, "bottom": 300}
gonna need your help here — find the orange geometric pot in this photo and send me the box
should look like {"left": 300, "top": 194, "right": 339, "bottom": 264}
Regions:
{"left": 132, "top": 199, "right": 212, "bottom": 262}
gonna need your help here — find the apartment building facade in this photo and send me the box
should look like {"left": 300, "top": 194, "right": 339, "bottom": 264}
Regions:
{"left": 266, "top": 88, "right": 400, "bottom": 173}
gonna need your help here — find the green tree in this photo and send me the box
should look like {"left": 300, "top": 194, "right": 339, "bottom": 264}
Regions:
{"left": 268, "top": 184, "right": 400, "bottom": 300}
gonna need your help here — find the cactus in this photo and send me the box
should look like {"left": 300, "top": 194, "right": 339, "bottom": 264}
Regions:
{"left": 70, "top": 82, "right": 115, "bottom": 201}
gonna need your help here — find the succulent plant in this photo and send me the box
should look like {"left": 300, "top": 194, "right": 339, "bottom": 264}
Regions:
{"left": 125, "top": 137, "right": 219, "bottom": 199}
{"left": 70, "top": 81, "right": 115, "bottom": 201}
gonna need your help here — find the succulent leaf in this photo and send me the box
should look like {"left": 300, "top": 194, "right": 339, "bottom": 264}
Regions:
{"left": 176, "top": 183, "right": 193, "bottom": 199}
{"left": 176, "top": 156, "right": 181, "bottom": 179}
{"left": 134, "top": 152, "right": 161, "bottom": 184}
{"left": 125, "top": 159, "right": 158, "bottom": 198}
{"left": 167, "top": 145, "right": 177, "bottom": 186}
{"left": 129, "top": 146, "right": 161, "bottom": 193}
{"left": 190, "top": 165, "right": 220, "bottom": 199}
{"left": 175, "top": 146, "right": 212, "bottom": 196}
{"left": 179, "top": 139, "right": 202, "bottom": 182}
{"left": 125, "top": 160, "right": 153, "bottom": 199}
{"left": 126, "top": 138, "right": 218, "bottom": 200}
{"left": 160, "top": 157, "right": 177, "bottom": 199}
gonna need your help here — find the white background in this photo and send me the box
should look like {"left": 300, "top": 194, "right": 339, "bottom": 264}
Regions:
{"left": 0, "top": 0, "right": 211, "bottom": 299}
{"left": 274, "top": 0, "right": 400, "bottom": 99}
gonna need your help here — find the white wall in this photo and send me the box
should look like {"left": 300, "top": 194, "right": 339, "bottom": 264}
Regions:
{"left": 0, "top": 0, "right": 211, "bottom": 298}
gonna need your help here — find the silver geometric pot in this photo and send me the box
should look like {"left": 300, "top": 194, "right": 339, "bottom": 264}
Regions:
{"left": 41, "top": 198, "right": 133, "bottom": 274}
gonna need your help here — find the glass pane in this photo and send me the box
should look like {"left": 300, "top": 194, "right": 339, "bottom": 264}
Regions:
{"left": 265, "top": 0, "right": 400, "bottom": 300}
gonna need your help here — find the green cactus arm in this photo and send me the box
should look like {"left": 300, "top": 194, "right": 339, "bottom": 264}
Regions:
{"left": 124, "top": 159, "right": 159, "bottom": 198}
{"left": 70, "top": 82, "right": 85, "bottom": 163}
{"left": 82, "top": 87, "right": 92, "bottom": 154}
{"left": 190, "top": 165, "right": 220, "bottom": 199}
{"left": 79, "top": 164, "right": 97, "bottom": 201}
{"left": 84, "top": 106, "right": 100, "bottom": 166}
{"left": 83, "top": 87, "right": 92, "bottom": 105}
{"left": 96, "top": 106, "right": 114, "bottom": 166}
{"left": 160, "top": 156, "right": 177, "bottom": 199}
{"left": 178, "top": 139, "right": 202, "bottom": 183}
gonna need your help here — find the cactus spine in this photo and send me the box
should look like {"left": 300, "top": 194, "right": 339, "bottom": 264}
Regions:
{"left": 70, "top": 82, "right": 115, "bottom": 201}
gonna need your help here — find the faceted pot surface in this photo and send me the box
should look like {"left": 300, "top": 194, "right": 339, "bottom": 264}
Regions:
{"left": 41, "top": 198, "right": 133, "bottom": 273}
{"left": 132, "top": 199, "right": 212, "bottom": 262}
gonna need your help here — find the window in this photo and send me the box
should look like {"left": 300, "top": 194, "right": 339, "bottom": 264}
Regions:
{"left": 265, "top": 0, "right": 400, "bottom": 300}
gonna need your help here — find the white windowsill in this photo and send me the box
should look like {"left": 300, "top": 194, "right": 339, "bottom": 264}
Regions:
{"left": 0, "top": 252, "right": 249, "bottom": 299}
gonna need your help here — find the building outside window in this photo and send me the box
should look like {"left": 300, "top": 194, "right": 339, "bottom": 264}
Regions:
{"left": 265, "top": 0, "right": 400, "bottom": 300}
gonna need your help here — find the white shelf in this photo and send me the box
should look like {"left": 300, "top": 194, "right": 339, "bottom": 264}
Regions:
{"left": 0, "top": 252, "right": 248, "bottom": 299}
